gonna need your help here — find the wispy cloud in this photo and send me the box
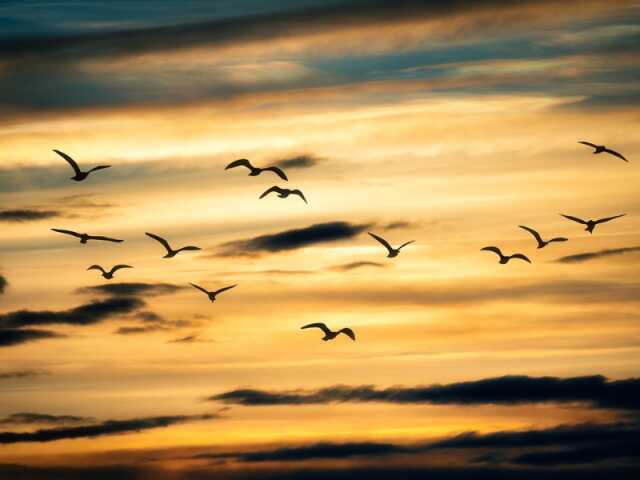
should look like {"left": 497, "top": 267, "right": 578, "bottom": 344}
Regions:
{"left": 0, "top": 369, "right": 49, "bottom": 380}
{"left": 77, "top": 283, "right": 185, "bottom": 297}
{"left": 0, "top": 412, "right": 93, "bottom": 426}
{"left": 0, "top": 209, "right": 60, "bottom": 222}
{"left": 0, "top": 328, "right": 64, "bottom": 347}
{"left": 555, "top": 247, "right": 640, "bottom": 264}
{"left": 328, "top": 261, "right": 387, "bottom": 272}
{"left": 274, "top": 154, "right": 320, "bottom": 170}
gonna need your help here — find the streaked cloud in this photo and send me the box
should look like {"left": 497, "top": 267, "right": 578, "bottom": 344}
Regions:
{"left": 555, "top": 247, "right": 640, "bottom": 264}
{"left": 0, "top": 209, "right": 60, "bottom": 222}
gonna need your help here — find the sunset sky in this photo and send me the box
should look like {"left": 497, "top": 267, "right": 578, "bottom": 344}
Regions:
{"left": 1, "top": 1, "right": 639, "bottom": 478}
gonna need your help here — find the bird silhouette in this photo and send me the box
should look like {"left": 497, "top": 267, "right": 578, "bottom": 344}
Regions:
{"left": 579, "top": 142, "right": 628, "bottom": 162}
{"left": 368, "top": 232, "right": 414, "bottom": 258}
{"left": 53, "top": 149, "right": 111, "bottom": 181}
{"left": 259, "top": 186, "right": 307, "bottom": 204}
{"left": 481, "top": 246, "right": 531, "bottom": 264}
{"left": 145, "top": 232, "right": 201, "bottom": 258}
{"left": 301, "top": 323, "right": 356, "bottom": 342}
{"left": 560, "top": 214, "right": 626, "bottom": 234}
{"left": 519, "top": 225, "right": 568, "bottom": 249}
{"left": 225, "top": 159, "right": 288, "bottom": 181}
{"left": 189, "top": 282, "right": 237, "bottom": 302}
{"left": 51, "top": 228, "right": 123, "bottom": 244}
{"left": 88, "top": 264, "right": 132, "bottom": 279}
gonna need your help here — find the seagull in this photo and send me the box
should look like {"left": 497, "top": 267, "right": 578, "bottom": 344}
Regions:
{"left": 301, "top": 323, "right": 356, "bottom": 342}
{"left": 53, "top": 149, "right": 111, "bottom": 181}
{"left": 225, "top": 159, "right": 288, "bottom": 181}
{"left": 578, "top": 142, "right": 628, "bottom": 162}
{"left": 189, "top": 282, "right": 237, "bottom": 302}
{"left": 259, "top": 186, "right": 307, "bottom": 204}
{"left": 87, "top": 264, "right": 132, "bottom": 279}
{"left": 519, "top": 225, "right": 568, "bottom": 249}
{"left": 145, "top": 232, "right": 201, "bottom": 258}
{"left": 368, "top": 232, "right": 414, "bottom": 258}
{"left": 51, "top": 228, "right": 123, "bottom": 244}
{"left": 560, "top": 214, "right": 626, "bottom": 234}
{"left": 481, "top": 246, "right": 531, "bottom": 264}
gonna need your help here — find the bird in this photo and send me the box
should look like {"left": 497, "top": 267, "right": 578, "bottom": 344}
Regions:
{"left": 301, "top": 323, "right": 356, "bottom": 342}
{"left": 51, "top": 228, "right": 123, "bottom": 244}
{"left": 259, "top": 186, "right": 307, "bottom": 204}
{"left": 368, "top": 232, "right": 414, "bottom": 258}
{"left": 518, "top": 225, "right": 568, "bottom": 249}
{"left": 481, "top": 246, "right": 531, "bottom": 264}
{"left": 53, "top": 149, "right": 111, "bottom": 181}
{"left": 145, "top": 232, "right": 201, "bottom": 258}
{"left": 225, "top": 159, "right": 288, "bottom": 181}
{"left": 87, "top": 264, "right": 132, "bottom": 279}
{"left": 189, "top": 282, "right": 237, "bottom": 302}
{"left": 560, "top": 214, "right": 626, "bottom": 234}
{"left": 578, "top": 142, "right": 628, "bottom": 162}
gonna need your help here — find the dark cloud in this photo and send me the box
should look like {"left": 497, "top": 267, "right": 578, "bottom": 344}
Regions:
{"left": 556, "top": 247, "right": 640, "bottom": 264}
{"left": 209, "top": 374, "right": 640, "bottom": 411}
{"left": 512, "top": 440, "right": 640, "bottom": 466}
{"left": 217, "top": 221, "right": 369, "bottom": 256}
{"left": 383, "top": 221, "right": 415, "bottom": 230}
{"left": 77, "top": 282, "right": 184, "bottom": 297}
{"left": 0, "top": 209, "right": 60, "bottom": 222}
{"left": 0, "top": 413, "right": 215, "bottom": 444}
{"left": 115, "top": 311, "right": 193, "bottom": 335}
{"left": 0, "top": 274, "right": 6, "bottom": 294}
{"left": 169, "top": 334, "right": 201, "bottom": 344}
{"left": 274, "top": 155, "right": 320, "bottom": 170}
{"left": 328, "top": 261, "right": 386, "bottom": 272}
{"left": 0, "top": 328, "right": 64, "bottom": 347}
{"left": 0, "top": 412, "right": 93, "bottom": 426}
{"left": 0, "top": 369, "right": 49, "bottom": 380}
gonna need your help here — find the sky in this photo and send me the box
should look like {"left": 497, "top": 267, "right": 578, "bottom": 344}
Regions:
{"left": 1, "top": 0, "right": 639, "bottom": 478}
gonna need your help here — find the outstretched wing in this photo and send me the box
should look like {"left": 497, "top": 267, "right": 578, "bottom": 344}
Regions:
{"left": 578, "top": 141, "right": 598, "bottom": 149}
{"left": 259, "top": 186, "right": 284, "bottom": 199}
{"left": 338, "top": 328, "right": 356, "bottom": 341}
{"left": 510, "top": 253, "right": 531, "bottom": 263}
{"left": 594, "top": 214, "right": 626, "bottom": 225}
{"left": 88, "top": 235, "right": 123, "bottom": 243}
{"left": 548, "top": 237, "right": 568, "bottom": 243}
{"left": 301, "top": 323, "right": 331, "bottom": 335}
{"left": 225, "top": 158, "right": 252, "bottom": 171}
{"left": 145, "top": 232, "right": 172, "bottom": 252}
{"left": 481, "top": 246, "right": 502, "bottom": 257}
{"left": 262, "top": 166, "right": 288, "bottom": 181}
{"left": 87, "top": 265, "right": 106, "bottom": 273}
{"left": 398, "top": 240, "right": 415, "bottom": 250}
{"left": 110, "top": 264, "right": 132, "bottom": 274}
{"left": 518, "top": 225, "right": 543, "bottom": 245}
{"left": 560, "top": 214, "right": 587, "bottom": 225}
{"left": 189, "top": 282, "right": 210, "bottom": 295}
{"left": 87, "top": 165, "right": 111, "bottom": 173}
{"left": 603, "top": 148, "right": 628, "bottom": 162}
{"left": 51, "top": 228, "right": 82, "bottom": 238}
{"left": 213, "top": 284, "right": 237, "bottom": 296}
{"left": 368, "top": 232, "right": 393, "bottom": 253}
{"left": 177, "top": 245, "right": 201, "bottom": 252}
{"left": 291, "top": 189, "right": 307, "bottom": 204}
{"left": 53, "top": 149, "right": 82, "bottom": 175}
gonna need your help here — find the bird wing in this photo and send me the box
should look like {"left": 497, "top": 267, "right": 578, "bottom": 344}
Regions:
{"left": 368, "top": 232, "right": 393, "bottom": 253}
{"left": 88, "top": 235, "right": 123, "bottom": 242}
{"left": 110, "top": 264, "right": 132, "bottom": 274}
{"left": 603, "top": 148, "right": 628, "bottom": 162}
{"left": 262, "top": 166, "right": 288, "bottom": 181}
{"left": 510, "top": 253, "right": 531, "bottom": 263}
{"left": 338, "top": 328, "right": 356, "bottom": 341}
{"left": 53, "top": 149, "right": 82, "bottom": 175}
{"left": 518, "top": 225, "right": 543, "bottom": 245}
{"left": 398, "top": 240, "right": 415, "bottom": 250}
{"left": 560, "top": 214, "right": 587, "bottom": 225}
{"left": 189, "top": 282, "right": 210, "bottom": 295}
{"left": 51, "top": 228, "right": 82, "bottom": 238}
{"left": 213, "top": 284, "right": 237, "bottom": 296}
{"left": 225, "top": 158, "right": 252, "bottom": 171}
{"left": 177, "top": 245, "right": 201, "bottom": 251}
{"left": 481, "top": 246, "right": 502, "bottom": 257}
{"left": 301, "top": 323, "right": 331, "bottom": 335}
{"left": 145, "top": 232, "right": 172, "bottom": 252}
{"left": 594, "top": 214, "right": 626, "bottom": 225}
{"left": 259, "top": 186, "right": 284, "bottom": 199}
{"left": 578, "top": 141, "right": 598, "bottom": 149}
{"left": 87, "top": 165, "right": 111, "bottom": 173}
{"left": 291, "top": 189, "right": 307, "bottom": 204}
{"left": 87, "top": 265, "right": 106, "bottom": 273}
{"left": 548, "top": 237, "right": 568, "bottom": 243}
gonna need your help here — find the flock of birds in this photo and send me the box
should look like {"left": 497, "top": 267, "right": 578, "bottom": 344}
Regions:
{"left": 47, "top": 142, "right": 629, "bottom": 343}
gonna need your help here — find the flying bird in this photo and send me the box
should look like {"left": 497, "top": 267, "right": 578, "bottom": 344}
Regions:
{"left": 87, "top": 264, "right": 132, "bottom": 279}
{"left": 518, "top": 225, "right": 568, "bottom": 249}
{"left": 368, "top": 232, "right": 414, "bottom": 258}
{"left": 578, "top": 142, "right": 628, "bottom": 162}
{"left": 189, "top": 282, "right": 237, "bottom": 302}
{"left": 560, "top": 214, "right": 626, "bottom": 234}
{"left": 481, "top": 246, "right": 531, "bottom": 264}
{"left": 259, "top": 186, "right": 307, "bottom": 204}
{"left": 51, "top": 228, "right": 123, "bottom": 244}
{"left": 145, "top": 232, "right": 201, "bottom": 258}
{"left": 225, "top": 159, "right": 288, "bottom": 181}
{"left": 53, "top": 149, "right": 111, "bottom": 181}
{"left": 301, "top": 323, "right": 356, "bottom": 342}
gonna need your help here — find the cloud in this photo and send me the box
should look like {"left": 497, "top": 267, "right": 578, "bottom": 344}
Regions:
{"left": 168, "top": 334, "right": 203, "bottom": 344}
{"left": 114, "top": 311, "right": 194, "bottom": 335}
{"left": 217, "top": 221, "right": 370, "bottom": 256}
{"left": 0, "top": 328, "right": 64, "bottom": 347}
{"left": 0, "top": 209, "right": 60, "bottom": 222}
{"left": 512, "top": 440, "right": 640, "bottom": 466}
{"left": 0, "top": 274, "right": 6, "bottom": 294}
{"left": 0, "top": 413, "right": 93, "bottom": 426}
{"left": 274, "top": 155, "right": 320, "bottom": 170}
{"left": 383, "top": 221, "right": 415, "bottom": 230}
{"left": 77, "top": 283, "right": 184, "bottom": 297}
{"left": 328, "top": 261, "right": 387, "bottom": 272}
{"left": 0, "top": 369, "right": 49, "bottom": 380}
{"left": 555, "top": 247, "right": 640, "bottom": 264}
{"left": 209, "top": 374, "right": 640, "bottom": 411}
{"left": 0, "top": 413, "right": 215, "bottom": 444}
